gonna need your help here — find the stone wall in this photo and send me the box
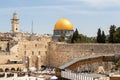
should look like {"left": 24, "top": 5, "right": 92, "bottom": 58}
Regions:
{"left": 14, "top": 36, "right": 51, "bottom": 69}
{"left": 48, "top": 42, "right": 120, "bottom": 67}
{"left": 1, "top": 38, "right": 120, "bottom": 71}
{"left": 0, "top": 35, "right": 52, "bottom": 70}
{"left": 0, "top": 55, "right": 17, "bottom": 64}
{"left": 0, "top": 41, "right": 9, "bottom": 51}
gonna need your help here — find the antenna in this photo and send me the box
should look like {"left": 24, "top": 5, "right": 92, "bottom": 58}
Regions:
{"left": 31, "top": 20, "right": 33, "bottom": 34}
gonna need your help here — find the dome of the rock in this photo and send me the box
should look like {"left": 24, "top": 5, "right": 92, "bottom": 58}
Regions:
{"left": 53, "top": 18, "right": 74, "bottom": 40}
{"left": 54, "top": 18, "right": 74, "bottom": 30}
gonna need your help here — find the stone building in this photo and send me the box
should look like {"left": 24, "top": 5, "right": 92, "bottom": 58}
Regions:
{"left": 0, "top": 32, "right": 3, "bottom": 37}
{"left": 0, "top": 13, "right": 52, "bottom": 71}
{"left": 0, "top": 34, "right": 52, "bottom": 71}
{"left": 11, "top": 35, "right": 52, "bottom": 69}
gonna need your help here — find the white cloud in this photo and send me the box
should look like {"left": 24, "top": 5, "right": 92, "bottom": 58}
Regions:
{"left": 0, "top": 4, "right": 120, "bottom": 16}
{"left": 0, "top": 6, "right": 64, "bottom": 13}
{"left": 68, "top": 0, "right": 120, "bottom": 8}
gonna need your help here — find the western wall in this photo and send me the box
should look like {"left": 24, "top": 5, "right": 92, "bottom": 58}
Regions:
{"left": 48, "top": 42, "right": 120, "bottom": 67}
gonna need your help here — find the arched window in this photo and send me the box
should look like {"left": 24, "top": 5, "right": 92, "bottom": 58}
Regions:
{"left": 24, "top": 45, "right": 26, "bottom": 48}
{"left": 24, "top": 51, "right": 26, "bottom": 55}
{"left": 16, "top": 28, "right": 18, "bottom": 30}
{"left": 38, "top": 51, "right": 40, "bottom": 55}
{"left": 32, "top": 51, "right": 34, "bottom": 55}
{"left": 35, "top": 44, "right": 37, "bottom": 47}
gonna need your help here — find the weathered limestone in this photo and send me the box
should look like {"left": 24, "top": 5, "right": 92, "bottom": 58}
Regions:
{"left": 0, "top": 41, "right": 9, "bottom": 51}
{"left": 1, "top": 38, "right": 120, "bottom": 71}
{"left": 48, "top": 42, "right": 120, "bottom": 67}
{"left": 0, "top": 35, "right": 51, "bottom": 70}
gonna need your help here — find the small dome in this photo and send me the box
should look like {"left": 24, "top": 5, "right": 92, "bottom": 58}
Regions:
{"left": 54, "top": 18, "right": 74, "bottom": 30}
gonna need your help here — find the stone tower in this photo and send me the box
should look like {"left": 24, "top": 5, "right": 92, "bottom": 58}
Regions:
{"left": 11, "top": 13, "right": 19, "bottom": 33}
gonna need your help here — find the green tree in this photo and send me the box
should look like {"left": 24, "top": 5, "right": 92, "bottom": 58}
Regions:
{"left": 113, "top": 27, "right": 120, "bottom": 43}
{"left": 101, "top": 31, "right": 106, "bottom": 43}
{"left": 71, "top": 28, "right": 81, "bottom": 43}
{"left": 58, "top": 33, "right": 65, "bottom": 42}
{"left": 108, "top": 25, "right": 116, "bottom": 43}
{"left": 67, "top": 29, "right": 96, "bottom": 43}
{"left": 115, "top": 59, "right": 120, "bottom": 69}
{"left": 97, "top": 28, "right": 102, "bottom": 43}
{"left": 66, "top": 35, "right": 72, "bottom": 43}
{"left": 79, "top": 34, "right": 88, "bottom": 43}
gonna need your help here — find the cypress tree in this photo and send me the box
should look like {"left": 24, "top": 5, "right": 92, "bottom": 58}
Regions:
{"left": 113, "top": 27, "right": 120, "bottom": 43}
{"left": 71, "top": 28, "right": 80, "bottom": 43}
{"left": 101, "top": 31, "right": 106, "bottom": 43}
{"left": 97, "top": 28, "right": 102, "bottom": 43}
{"left": 109, "top": 25, "right": 116, "bottom": 43}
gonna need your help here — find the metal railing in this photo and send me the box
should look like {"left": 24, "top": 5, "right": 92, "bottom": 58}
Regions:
{"left": 61, "top": 71, "right": 94, "bottom": 80}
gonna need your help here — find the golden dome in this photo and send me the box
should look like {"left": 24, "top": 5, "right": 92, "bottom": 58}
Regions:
{"left": 54, "top": 18, "right": 74, "bottom": 30}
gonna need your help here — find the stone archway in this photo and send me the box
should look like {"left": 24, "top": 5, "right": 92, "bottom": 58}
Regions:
{"left": 11, "top": 68, "right": 15, "bottom": 72}
{"left": 5, "top": 68, "right": 10, "bottom": 72}
{"left": 17, "top": 67, "right": 21, "bottom": 72}
{"left": 0, "top": 68, "right": 3, "bottom": 72}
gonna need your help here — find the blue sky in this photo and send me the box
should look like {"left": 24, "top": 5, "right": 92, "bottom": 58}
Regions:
{"left": 0, "top": 0, "right": 120, "bottom": 37}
